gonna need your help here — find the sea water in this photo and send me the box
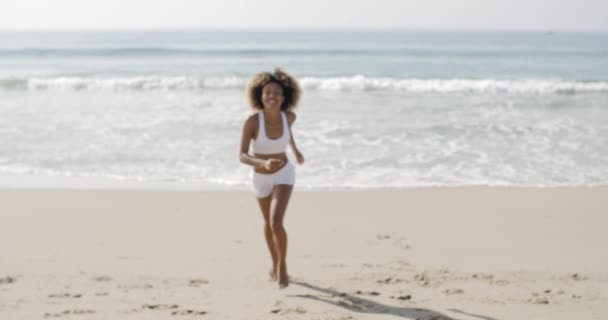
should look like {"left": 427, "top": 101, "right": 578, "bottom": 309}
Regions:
{"left": 0, "top": 30, "right": 607, "bottom": 189}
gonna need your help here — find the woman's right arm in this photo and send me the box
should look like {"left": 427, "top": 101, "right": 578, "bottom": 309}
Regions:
{"left": 240, "top": 115, "right": 266, "bottom": 168}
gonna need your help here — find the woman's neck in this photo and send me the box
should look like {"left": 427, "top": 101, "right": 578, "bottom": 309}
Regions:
{"left": 263, "top": 109, "right": 281, "bottom": 123}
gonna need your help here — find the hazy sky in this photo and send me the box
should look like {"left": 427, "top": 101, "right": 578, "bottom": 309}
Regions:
{"left": 1, "top": 0, "right": 607, "bottom": 31}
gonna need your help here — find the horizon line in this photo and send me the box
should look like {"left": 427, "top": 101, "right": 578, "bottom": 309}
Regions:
{"left": 1, "top": 26, "right": 607, "bottom": 33}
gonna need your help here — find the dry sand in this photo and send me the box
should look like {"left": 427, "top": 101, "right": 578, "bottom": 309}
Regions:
{"left": 1, "top": 187, "right": 607, "bottom": 319}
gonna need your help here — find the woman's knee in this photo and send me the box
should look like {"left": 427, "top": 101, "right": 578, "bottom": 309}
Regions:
{"left": 264, "top": 221, "right": 272, "bottom": 232}
{"left": 270, "top": 219, "right": 285, "bottom": 233}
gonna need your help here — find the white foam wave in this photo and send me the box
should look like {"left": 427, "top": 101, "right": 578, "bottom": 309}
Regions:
{"left": 2, "top": 76, "right": 607, "bottom": 93}
{"left": 300, "top": 76, "right": 608, "bottom": 93}
{"left": 23, "top": 76, "right": 246, "bottom": 91}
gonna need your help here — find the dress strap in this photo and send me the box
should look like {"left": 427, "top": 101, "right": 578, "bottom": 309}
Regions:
{"left": 258, "top": 111, "right": 265, "bottom": 139}
{"left": 281, "top": 111, "right": 290, "bottom": 139}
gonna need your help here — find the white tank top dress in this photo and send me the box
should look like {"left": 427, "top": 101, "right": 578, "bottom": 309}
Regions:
{"left": 250, "top": 111, "right": 295, "bottom": 198}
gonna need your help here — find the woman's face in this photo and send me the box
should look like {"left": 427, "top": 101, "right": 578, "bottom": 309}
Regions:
{"left": 261, "top": 82, "right": 284, "bottom": 111}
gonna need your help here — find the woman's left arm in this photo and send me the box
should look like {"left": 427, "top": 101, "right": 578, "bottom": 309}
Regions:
{"left": 286, "top": 112, "right": 305, "bottom": 165}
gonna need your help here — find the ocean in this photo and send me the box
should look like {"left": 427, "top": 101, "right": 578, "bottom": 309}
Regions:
{"left": 0, "top": 30, "right": 607, "bottom": 189}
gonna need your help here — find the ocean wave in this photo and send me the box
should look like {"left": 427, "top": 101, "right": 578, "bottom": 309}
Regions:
{"left": 0, "top": 47, "right": 605, "bottom": 58}
{"left": 0, "top": 76, "right": 246, "bottom": 91}
{"left": 1, "top": 75, "right": 608, "bottom": 93}
{"left": 300, "top": 77, "right": 608, "bottom": 93}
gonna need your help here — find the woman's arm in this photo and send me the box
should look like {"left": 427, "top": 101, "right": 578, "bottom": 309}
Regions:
{"left": 240, "top": 115, "right": 265, "bottom": 167}
{"left": 286, "top": 112, "right": 305, "bottom": 165}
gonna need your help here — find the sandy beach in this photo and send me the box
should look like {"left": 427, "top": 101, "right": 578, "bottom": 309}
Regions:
{"left": 1, "top": 187, "right": 607, "bottom": 319}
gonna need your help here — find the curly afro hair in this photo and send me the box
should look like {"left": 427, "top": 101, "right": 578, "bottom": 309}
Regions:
{"left": 246, "top": 68, "right": 301, "bottom": 111}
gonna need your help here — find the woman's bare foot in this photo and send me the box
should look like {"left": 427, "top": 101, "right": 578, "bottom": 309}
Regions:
{"left": 278, "top": 275, "right": 289, "bottom": 289}
{"left": 269, "top": 268, "right": 277, "bottom": 281}
{"left": 277, "top": 263, "right": 289, "bottom": 289}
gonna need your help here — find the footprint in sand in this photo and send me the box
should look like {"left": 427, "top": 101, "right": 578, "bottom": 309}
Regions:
{"left": 171, "top": 309, "right": 207, "bottom": 316}
{"left": 528, "top": 291, "right": 554, "bottom": 305}
{"left": 442, "top": 288, "right": 464, "bottom": 295}
{"left": 44, "top": 310, "right": 96, "bottom": 318}
{"left": 48, "top": 293, "right": 83, "bottom": 298}
{"left": 490, "top": 279, "right": 510, "bottom": 286}
{"left": 188, "top": 278, "right": 210, "bottom": 287}
{"left": 390, "top": 294, "right": 412, "bottom": 301}
{"left": 71, "top": 310, "right": 96, "bottom": 315}
{"left": 142, "top": 304, "right": 179, "bottom": 310}
{"left": 355, "top": 290, "right": 380, "bottom": 296}
{"left": 93, "top": 275, "right": 112, "bottom": 282}
{"left": 472, "top": 273, "right": 494, "bottom": 280}
{"left": 377, "top": 277, "right": 406, "bottom": 284}
{"left": 529, "top": 288, "right": 574, "bottom": 305}
{"left": 569, "top": 273, "right": 588, "bottom": 281}
{"left": 119, "top": 283, "right": 154, "bottom": 290}
{"left": 414, "top": 272, "right": 441, "bottom": 288}
{"left": 529, "top": 296, "right": 550, "bottom": 304}
{"left": 0, "top": 276, "right": 16, "bottom": 284}
{"left": 270, "top": 307, "right": 307, "bottom": 315}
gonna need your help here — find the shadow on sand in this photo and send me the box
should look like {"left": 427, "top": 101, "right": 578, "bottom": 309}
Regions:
{"left": 290, "top": 280, "right": 499, "bottom": 320}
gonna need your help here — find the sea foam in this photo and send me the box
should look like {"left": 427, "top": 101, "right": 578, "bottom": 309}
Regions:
{"left": 1, "top": 76, "right": 607, "bottom": 94}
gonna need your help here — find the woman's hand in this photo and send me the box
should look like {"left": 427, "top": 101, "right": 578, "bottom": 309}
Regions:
{"left": 263, "top": 158, "right": 284, "bottom": 171}
{"left": 294, "top": 149, "right": 305, "bottom": 165}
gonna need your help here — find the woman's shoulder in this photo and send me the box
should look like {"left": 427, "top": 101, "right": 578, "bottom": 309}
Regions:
{"left": 284, "top": 111, "right": 296, "bottom": 124}
{"left": 243, "top": 112, "right": 260, "bottom": 129}
{"left": 245, "top": 111, "right": 260, "bottom": 122}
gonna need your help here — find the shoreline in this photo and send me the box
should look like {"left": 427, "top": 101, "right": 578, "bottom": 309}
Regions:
{"left": 2, "top": 171, "right": 607, "bottom": 191}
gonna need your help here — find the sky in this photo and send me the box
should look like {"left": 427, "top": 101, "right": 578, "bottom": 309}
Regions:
{"left": 1, "top": 0, "right": 607, "bottom": 31}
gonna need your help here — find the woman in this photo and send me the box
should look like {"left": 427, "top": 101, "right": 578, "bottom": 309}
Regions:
{"left": 239, "top": 68, "right": 305, "bottom": 289}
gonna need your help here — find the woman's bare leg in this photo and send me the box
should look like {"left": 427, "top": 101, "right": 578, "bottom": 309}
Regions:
{"left": 270, "top": 184, "right": 293, "bottom": 289}
{"left": 257, "top": 194, "right": 278, "bottom": 281}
